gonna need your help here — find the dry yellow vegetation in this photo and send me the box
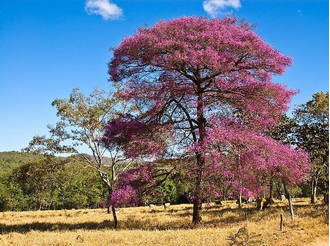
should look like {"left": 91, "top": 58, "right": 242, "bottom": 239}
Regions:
{"left": 0, "top": 198, "right": 328, "bottom": 246}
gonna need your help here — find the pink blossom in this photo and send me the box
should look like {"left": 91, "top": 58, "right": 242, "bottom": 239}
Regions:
{"left": 107, "top": 17, "right": 310, "bottom": 216}
{"left": 109, "top": 164, "right": 159, "bottom": 207}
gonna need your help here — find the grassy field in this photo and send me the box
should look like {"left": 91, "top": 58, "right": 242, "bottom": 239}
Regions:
{"left": 0, "top": 198, "right": 328, "bottom": 246}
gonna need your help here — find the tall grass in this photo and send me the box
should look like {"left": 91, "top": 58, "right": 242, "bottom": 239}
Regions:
{"left": 0, "top": 198, "right": 328, "bottom": 245}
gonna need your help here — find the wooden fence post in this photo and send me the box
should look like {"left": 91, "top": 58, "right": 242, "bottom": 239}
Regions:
{"left": 280, "top": 214, "right": 283, "bottom": 232}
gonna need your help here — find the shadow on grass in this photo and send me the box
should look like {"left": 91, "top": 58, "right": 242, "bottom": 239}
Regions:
{"left": 139, "top": 206, "right": 192, "bottom": 215}
{"left": 0, "top": 220, "right": 114, "bottom": 235}
{"left": 1, "top": 203, "right": 326, "bottom": 234}
{"left": 294, "top": 203, "right": 329, "bottom": 218}
{"left": 0, "top": 217, "right": 237, "bottom": 234}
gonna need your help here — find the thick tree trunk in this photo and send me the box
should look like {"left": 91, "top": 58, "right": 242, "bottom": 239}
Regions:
{"left": 191, "top": 85, "right": 206, "bottom": 224}
{"left": 192, "top": 197, "right": 202, "bottom": 224}
{"left": 311, "top": 178, "right": 318, "bottom": 204}
{"left": 283, "top": 182, "right": 294, "bottom": 219}
{"left": 192, "top": 154, "right": 204, "bottom": 224}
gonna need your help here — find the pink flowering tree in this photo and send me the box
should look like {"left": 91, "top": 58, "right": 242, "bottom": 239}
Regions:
{"left": 107, "top": 17, "right": 310, "bottom": 223}
{"left": 108, "top": 163, "right": 173, "bottom": 207}
{"left": 204, "top": 120, "right": 310, "bottom": 210}
{"left": 102, "top": 114, "right": 175, "bottom": 207}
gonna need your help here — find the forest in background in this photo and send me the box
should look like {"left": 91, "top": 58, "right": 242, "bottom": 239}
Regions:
{"left": 0, "top": 150, "right": 317, "bottom": 212}
{"left": 0, "top": 151, "right": 192, "bottom": 211}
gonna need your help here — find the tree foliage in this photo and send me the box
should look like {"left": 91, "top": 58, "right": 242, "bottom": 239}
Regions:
{"left": 24, "top": 88, "right": 133, "bottom": 227}
{"left": 25, "top": 88, "right": 129, "bottom": 189}
{"left": 106, "top": 17, "right": 310, "bottom": 223}
{"left": 0, "top": 155, "right": 107, "bottom": 211}
{"left": 294, "top": 91, "right": 329, "bottom": 203}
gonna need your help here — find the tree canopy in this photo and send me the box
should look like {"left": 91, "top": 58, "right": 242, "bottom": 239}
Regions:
{"left": 106, "top": 17, "right": 310, "bottom": 223}
{"left": 294, "top": 91, "right": 329, "bottom": 203}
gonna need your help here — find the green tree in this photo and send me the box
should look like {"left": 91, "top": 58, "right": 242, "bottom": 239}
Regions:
{"left": 154, "top": 178, "right": 178, "bottom": 204}
{"left": 268, "top": 114, "right": 299, "bottom": 200}
{"left": 58, "top": 157, "right": 106, "bottom": 209}
{"left": 12, "top": 157, "right": 64, "bottom": 210}
{"left": 294, "top": 92, "right": 329, "bottom": 204}
{"left": 269, "top": 114, "right": 298, "bottom": 145}
{"left": 0, "top": 173, "right": 29, "bottom": 211}
{"left": 25, "top": 88, "right": 130, "bottom": 227}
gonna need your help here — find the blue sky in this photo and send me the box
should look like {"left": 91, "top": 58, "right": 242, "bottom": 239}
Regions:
{"left": 0, "top": 0, "right": 328, "bottom": 152}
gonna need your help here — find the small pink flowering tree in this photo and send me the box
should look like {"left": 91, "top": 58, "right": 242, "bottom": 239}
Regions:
{"left": 102, "top": 115, "right": 175, "bottom": 207}
{"left": 204, "top": 120, "right": 310, "bottom": 212}
{"left": 107, "top": 17, "right": 310, "bottom": 223}
{"left": 109, "top": 163, "right": 173, "bottom": 207}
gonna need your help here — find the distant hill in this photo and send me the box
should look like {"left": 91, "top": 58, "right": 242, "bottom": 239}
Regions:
{"left": 0, "top": 151, "right": 45, "bottom": 174}
{"left": 0, "top": 151, "right": 119, "bottom": 175}
{"left": 76, "top": 153, "right": 113, "bottom": 166}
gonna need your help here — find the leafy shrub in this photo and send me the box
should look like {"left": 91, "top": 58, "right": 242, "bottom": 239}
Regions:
{"left": 226, "top": 226, "right": 264, "bottom": 246}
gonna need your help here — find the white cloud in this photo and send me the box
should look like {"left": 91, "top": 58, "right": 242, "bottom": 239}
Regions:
{"left": 85, "top": 0, "right": 123, "bottom": 20}
{"left": 203, "top": 0, "right": 241, "bottom": 17}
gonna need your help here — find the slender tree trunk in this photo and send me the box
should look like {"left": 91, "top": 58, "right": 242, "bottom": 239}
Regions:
{"left": 111, "top": 204, "right": 118, "bottom": 228}
{"left": 269, "top": 179, "right": 274, "bottom": 200}
{"left": 311, "top": 178, "right": 318, "bottom": 204}
{"left": 238, "top": 193, "right": 242, "bottom": 208}
{"left": 276, "top": 182, "right": 283, "bottom": 201}
{"left": 97, "top": 170, "right": 118, "bottom": 228}
{"left": 287, "top": 196, "right": 294, "bottom": 219}
{"left": 110, "top": 163, "right": 118, "bottom": 228}
{"left": 256, "top": 198, "right": 262, "bottom": 210}
{"left": 237, "top": 154, "right": 242, "bottom": 208}
{"left": 107, "top": 189, "right": 118, "bottom": 228}
{"left": 324, "top": 192, "right": 329, "bottom": 206}
{"left": 283, "top": 182, "right": 294, "bottom": 219}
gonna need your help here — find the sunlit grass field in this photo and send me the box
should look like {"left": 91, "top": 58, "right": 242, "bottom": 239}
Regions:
{"left": 0, "top": 198, "right": 328, "bottom": 245}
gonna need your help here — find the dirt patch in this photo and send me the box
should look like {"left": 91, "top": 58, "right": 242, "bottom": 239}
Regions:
{"left": 309, "top": 236, "right": 329, "bottom": 246}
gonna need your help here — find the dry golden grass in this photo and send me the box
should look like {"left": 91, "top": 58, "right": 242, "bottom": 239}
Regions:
{"left": 0, "top": 198, "right": 328, "bottom": 245}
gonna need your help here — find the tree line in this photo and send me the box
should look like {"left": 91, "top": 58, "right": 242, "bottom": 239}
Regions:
{"left": 0, "top": 155, "right": 106, "bottom": 211}
{"left": 0, "top": 153, "right": 195, "bottom": 211}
